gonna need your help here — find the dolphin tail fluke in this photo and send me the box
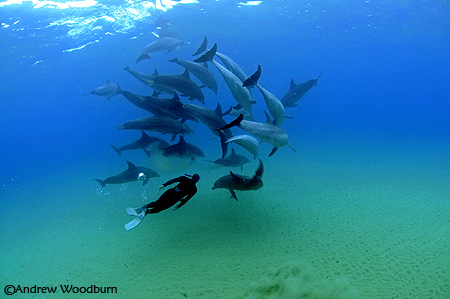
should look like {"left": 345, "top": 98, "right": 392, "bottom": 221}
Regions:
{"left": 218, "top": 129, "right": 229, "bottom": 159}
{"left": 315, "top": 71, "right": 324, "bottom": 85}
{"left": 268, "top": 147, "right": 278, "bottom": 157}
{"left": 193, "top": 43, "right": 217, "bottom": 63}
{"left": 242, "top": 64, "right": 262, "bottom": 87}
{"left": 110, "top": 145, "right": 121, "bottom": 156}
{"left": 192, "top": 36, "right": 208, "bottom": 56}
{"left": 136, "top": 53, "right": 151, "bottom": 64}
{"left": 217, "top": 114, "right": 243, "bottom": 131}
{"left": 95, "top": 179, "right": 106, "bottom": 188}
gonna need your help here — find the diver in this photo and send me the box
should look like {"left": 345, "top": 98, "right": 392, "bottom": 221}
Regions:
{"left": 125, "top": 173, "right": 200, "bottom": 231}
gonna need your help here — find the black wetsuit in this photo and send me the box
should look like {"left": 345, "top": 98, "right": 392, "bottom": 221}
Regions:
{"left": 145, "top": 176, "right": 198, "bottom": 214}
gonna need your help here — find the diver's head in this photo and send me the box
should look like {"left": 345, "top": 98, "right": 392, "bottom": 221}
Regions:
{"left": 192, "top": 174, "right": 200, "bottom": 182}
{"left": 185, "top": 173, "right": 200, "bottom": 182}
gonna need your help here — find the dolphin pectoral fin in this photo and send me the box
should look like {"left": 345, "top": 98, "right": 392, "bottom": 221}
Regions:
{"left": 136, "top": 53, "right": 151, "bottom": 63}
{"left": 219, "top": 130, "right": 228, "bottom": 159}
{"left": 288, "top": 143, "right": 297, "bottom": 153}
{"left": 268, "top": 147, "right": 278, "bottom": 157}
{"left": 229, "top": 189, "right": 238, "bottom": 201}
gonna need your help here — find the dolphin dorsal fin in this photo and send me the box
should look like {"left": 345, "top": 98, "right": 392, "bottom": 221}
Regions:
{"left": 203, "top": 62, "right": 209, "bottom": 69}
{"left": 230, "top": 148, "right": 236, "bottom": 156}
{"left": 178, "top": 135, "right": 187, "bottom": 145}
{"left": 290, "top": 79, "right": 296, "bottom": 89}
{"left": 182, "top": 69, "right": 190, "bottom": 79}
{"left": 214, "top": 102, "right": 223, "bottom": 116}
{"left": 230, "top": 171, "right": 239, "bottom": 180}
{"left": 140, "top": 131, "right": 150, "bottom": 139}
{"left": 106, "top": 77, "right": 111, "bottom": 83}
{"left": 263, "top": 110, "right": 273, "bottom": 124}
{"left": 126, "top": 161, "right": 136, "bottom": 169}
{"left": 152, "top": 69, "right": 159, "bottom": 76}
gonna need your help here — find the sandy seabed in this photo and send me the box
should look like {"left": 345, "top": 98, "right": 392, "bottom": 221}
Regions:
{"left": 1, "top": 140, "right": 450, "bottom": 299}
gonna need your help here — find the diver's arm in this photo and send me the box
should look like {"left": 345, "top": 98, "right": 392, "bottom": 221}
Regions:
{"left": 173, "top": 192, "right": 195, "bottom": 210}
{"left": 162, "top": 176, "right": 184, "bottom": 187}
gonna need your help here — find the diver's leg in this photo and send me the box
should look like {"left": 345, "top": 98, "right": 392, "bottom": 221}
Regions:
{"left": 147, "top": 188, "right": 181, "bottom": 214}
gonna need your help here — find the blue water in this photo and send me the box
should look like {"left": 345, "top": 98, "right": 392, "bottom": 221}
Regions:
{"left": 1, "top": 0, "right": 450, "bottom": 298}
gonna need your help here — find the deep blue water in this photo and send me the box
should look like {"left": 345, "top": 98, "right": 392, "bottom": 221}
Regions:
{"left": 1, "top": 0, "right": 450, "bottom": 297}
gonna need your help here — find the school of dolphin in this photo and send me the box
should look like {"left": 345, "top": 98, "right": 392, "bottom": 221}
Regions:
{"left": 85, "top": 35, "right": 321, "bottom": 200}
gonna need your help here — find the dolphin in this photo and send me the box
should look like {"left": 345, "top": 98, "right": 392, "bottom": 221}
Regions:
{"left": 95, "top": 161, "right": 159, "bottom": 188}
{"left": 144, "top": 69, "right": 205, "bottom": 104}
{"left": 281, "top": 71, "right": 323, "bottom": 108}
{"left": 115, "top": 115, "right": 194, "bottom": 141}
{"left": 243, "top": 64, "right": 285, "bottom": 126}
{"left": 136, "top": 36, "right": 184, "bottom": 63}
{"left": 123, "top": 66, "right": 175, "bottom": 95}
{"left": 120, "top": 90, "right": 175, "bottom": 117}
{"left": 169, "top": 57, "right": 218, "bottom": 94}
{"left": 221, "top": 133, "right": 259, "bottom": 160}
{"left": 223, "top": 106, "right": 255, "bottom": 121}
{"left": 194, "top": 43, "right": 254, "bottom": 115}
{"left": 205, "top": 149, "right": 250, "bottom": 171}
{"left": 84, "top": 78, "right": 121, "bottom": 100}
{"left": 218, "top": 113, "right": 296, "bottom": 157}
{"left": 159, "top": 136, "right": 205, "bottom": 161}
{"left": 110, "top": 131, "right": 169, "bottom": 156}
{"left": 182, "top": 102, "right": 233, "bottom": 138}
{"left": 193, "top": 36, "right": 249, "bottom": 84}
{"left": 212, "top": 159, "right": 264, "bottom": 200}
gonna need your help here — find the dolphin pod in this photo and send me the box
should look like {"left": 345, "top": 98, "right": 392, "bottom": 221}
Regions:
{"left": 88, "top": 33, "right": 321, "bottom": 204}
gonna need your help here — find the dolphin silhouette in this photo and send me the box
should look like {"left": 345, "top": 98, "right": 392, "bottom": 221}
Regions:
{"left": 212, "top": 159, "right": 263, "bottom": 200}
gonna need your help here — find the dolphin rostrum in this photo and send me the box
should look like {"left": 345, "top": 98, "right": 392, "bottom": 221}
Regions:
{"left": 281, "top": 71, "right": 323, "bottom": 108}
{"left": 212, "top": 159, "right": 264, "bottom": 200}
{"left": 95, "top": 161, "right": 159, "bottom": 187}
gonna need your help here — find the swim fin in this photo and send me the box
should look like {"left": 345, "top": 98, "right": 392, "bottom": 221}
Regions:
{"left": 125, "top": 205, "right": 147, "bottom": 231}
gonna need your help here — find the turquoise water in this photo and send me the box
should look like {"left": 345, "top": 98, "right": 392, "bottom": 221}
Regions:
{"left": 1, "top": 1, "right": 450, "bottom": 298}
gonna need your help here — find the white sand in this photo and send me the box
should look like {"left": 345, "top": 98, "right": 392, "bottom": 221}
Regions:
{"left": 1, "top": 140, "right": 450, "bottom": 298}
